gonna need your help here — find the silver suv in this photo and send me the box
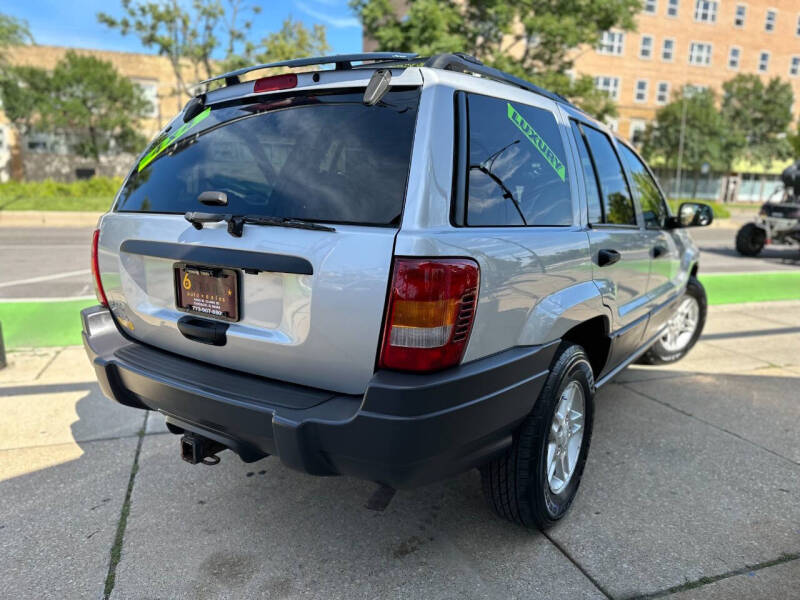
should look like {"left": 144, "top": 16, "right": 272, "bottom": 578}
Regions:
{"left": 83, "top": 53, "right": 711, "bottom": 529}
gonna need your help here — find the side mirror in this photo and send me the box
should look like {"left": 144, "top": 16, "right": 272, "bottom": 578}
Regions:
{"left": 669, "top": 202, "right": 714, "bottom": 228}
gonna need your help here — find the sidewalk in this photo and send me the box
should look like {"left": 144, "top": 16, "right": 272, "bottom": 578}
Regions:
{"left": 1, "top": 303, "right": 799, "bottom": 599}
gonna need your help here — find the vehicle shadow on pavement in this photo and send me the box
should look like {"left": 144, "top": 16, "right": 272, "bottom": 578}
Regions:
{"left": 0, "top": 382, "right": 144, "bottom": 600}
{"left": 2, "top": 368, "right": 799, "bottom": 600}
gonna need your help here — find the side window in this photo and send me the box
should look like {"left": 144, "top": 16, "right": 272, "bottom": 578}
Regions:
{"left": 581, "top": 125, "right": 637, "bottom": 226}
{"left": 465, "top": 94, "right": 572, "bottom": 226}
{"left": 569, "top": 121, "right": 603, "bottom": 224}
{"left": 619, "top": 144, "right": 668, "bottom": 229}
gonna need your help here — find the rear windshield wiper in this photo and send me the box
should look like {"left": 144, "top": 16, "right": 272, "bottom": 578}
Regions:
{"left": 185, "top": 212, "right": 336, "bottom": 237}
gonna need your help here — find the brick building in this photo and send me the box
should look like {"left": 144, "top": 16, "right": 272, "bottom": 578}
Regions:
{"left": 364, "top": 0, "right": 800, "bottom": 200}
{"left": 0, "top": 44, "right": 193, "bottom": 182}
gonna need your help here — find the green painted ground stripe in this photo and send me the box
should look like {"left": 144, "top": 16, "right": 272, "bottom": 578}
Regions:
{"left": 1, "top": 271, "right": 798, "bottom": 349}
{"left": 0, "top": 298, "right": 96, "bottom": 349}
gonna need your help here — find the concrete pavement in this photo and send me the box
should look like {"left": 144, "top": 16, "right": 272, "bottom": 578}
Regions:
{"left": 1, "top": 303, "right": 799, "bottom": 599}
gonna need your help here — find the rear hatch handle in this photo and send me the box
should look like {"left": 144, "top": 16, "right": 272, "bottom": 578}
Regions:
{"left": 177, "top": 316, "right": 228, "bottom": 346}
{"left": 184, "top": 212, "right": 336, "bottom": 237}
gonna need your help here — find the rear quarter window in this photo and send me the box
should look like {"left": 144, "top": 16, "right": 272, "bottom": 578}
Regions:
{"left": 462, "top": 93, "right": 572, "bottom": 227}
{"left": 116, "top": 90, "right": 420, "bottom": 226}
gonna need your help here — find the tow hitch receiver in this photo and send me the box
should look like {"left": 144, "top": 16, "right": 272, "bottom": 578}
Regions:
{"left": 180, "top": 433, "right": 227, "bottom": 465}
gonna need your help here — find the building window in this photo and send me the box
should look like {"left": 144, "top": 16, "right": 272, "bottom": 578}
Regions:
{"left": 685, "top": 84, "right": 708, "bottom": 96}
{"left": 630, "top": 120, "right": 647, "bottom": 146}
{"left": 728, "top": 47, "right": 741, "bottom": 69}
{"left": 689, "top": 42, "right": 713, "bottom": 65}
{"left": 734, "top": 4, "right": 746, "bottom": 27}
{"left": 656, "top": 81, "right": 670, "bottom": 104}
{"left": 694, "top": 1, "right": 718, "bottom": 22}
{"left": 758, "top": 51, "right": 770, "bottom": 72}
{"left": 598, "top": 31, "right": 625, "bottom": 55}
{"left": 796, "top": 14, "right": 800, "bottom": 36}
{"left": 790, "top": 57, "right": 800, "bottom": 77}
{"left": 640, "top": 35, "right": 654, "bottom": 59}
{"left": 644, "top": 0, "right": 657, "bottom": 14}
{"left": 662, "top": 38, "right": 675, "bottom": 61}
{"left": 635, "top": 80, "right": 649, "bottom": 103}
{"left": 595, "top": 76, "right": 621, "bottom": 100}
{"left": 765, "top": 9, "right": 776, "bottom": 32}
{"left": 131, "top": 79, "right": 159, "bottom": 118}
{"left": 667, "top": 0, "right": 679, "bottom": 17}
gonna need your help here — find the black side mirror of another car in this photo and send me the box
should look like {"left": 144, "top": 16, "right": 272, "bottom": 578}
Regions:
{"left": 667, "top": 202, "right": 714, "bottom": 228}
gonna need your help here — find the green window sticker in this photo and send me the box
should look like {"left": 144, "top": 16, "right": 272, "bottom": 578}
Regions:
{"left": 506, "top": 103, "right": 566, "bottom": 182}
{"left": 137, "top": 107, "right": 212, "bottom": 172}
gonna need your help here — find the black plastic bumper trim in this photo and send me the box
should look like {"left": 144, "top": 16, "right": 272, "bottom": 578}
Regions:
{"left": 82, "top": 305, "right": 556, "bottom": 488}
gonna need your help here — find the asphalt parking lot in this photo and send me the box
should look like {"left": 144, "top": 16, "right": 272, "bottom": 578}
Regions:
{"left": 1, "top": 301, "right": 798, "bottom": 599}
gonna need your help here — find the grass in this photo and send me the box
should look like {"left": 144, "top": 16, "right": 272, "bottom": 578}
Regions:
{"left": 700, "top": 271, "right": 800, "bottom": 305}
{"left": 0, "top": 177, "right": 119, "bottom": 211}
{"left": 0, "top": 299, "right": 96, "bottom": 349}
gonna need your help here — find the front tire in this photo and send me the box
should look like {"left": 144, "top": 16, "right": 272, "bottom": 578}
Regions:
{"left": 639, "top": 276, "right": 707, "bottom": 365}
{"left": 480, "top": 344, "right": 595, "bottom": 530}
{"left": 736, "top": 223, "right": 766, "bottom": 256}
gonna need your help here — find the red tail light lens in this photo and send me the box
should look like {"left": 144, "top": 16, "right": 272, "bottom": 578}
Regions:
{"left": 253, "top": 73, "right": 298, "bottom": 93}
{"left": 91, "top": 229, "right": 108, "bottom": 307}
{"left": 379, "top": 258, "right": 479, "bottom": 372}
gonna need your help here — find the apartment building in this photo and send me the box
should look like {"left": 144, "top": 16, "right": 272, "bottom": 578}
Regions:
{"left": 0, "top": 45, "right": 192, "bottom": 181}
{"left": 577, "top": 0, "right": 800, "bottom": 148}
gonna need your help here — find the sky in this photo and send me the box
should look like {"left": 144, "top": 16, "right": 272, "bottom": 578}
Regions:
{"left": 3, "top": 0, "right": 363, "bottom": 56}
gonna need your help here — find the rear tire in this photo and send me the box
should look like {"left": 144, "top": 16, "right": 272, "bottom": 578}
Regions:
{"left": 735, "top": 223, "right": 766, "bottom": 256}
{"left": 639, "top": 276, "right": 706, "bottom": 365}
{"left": 480, "top": 343, "right": 594, "bottom": 530}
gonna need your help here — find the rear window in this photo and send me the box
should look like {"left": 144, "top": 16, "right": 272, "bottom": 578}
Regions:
{"left": 116, "top": 89, "right": 420, "bottom": 226}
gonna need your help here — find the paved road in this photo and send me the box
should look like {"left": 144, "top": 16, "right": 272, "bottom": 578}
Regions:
{"left": 690, "top": 226, "right": 799, "bottom": 273}
{"left": 0, "top": 225, "right": 796, "bottom": 301}
{"left": 0, "top": 227, "right": 94, "bottom": 300}
{"left": 2, "top": 302, "right": 799, "bottom": 598}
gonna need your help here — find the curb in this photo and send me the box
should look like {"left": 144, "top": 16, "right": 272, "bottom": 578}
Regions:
{"left": 0, "top": 211, "right": 103, "bottom": 227}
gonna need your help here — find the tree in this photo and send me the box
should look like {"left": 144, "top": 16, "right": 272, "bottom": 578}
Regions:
{"left": 642, "top": 87, "right": 733, "bottom": 197}
{"left": 789, "top": 121, "right": 800, "bottom": 159}
{"left": 351, "top": 0, "right": 642, "bottom": 118}
{"left": 721, "top": 74, "right": 794, "bottom": 168}
{"left": 0, "top": 13, "right": 33, "bottom": 65}
{"left": 0, "top": 52, "right": 151, "bottom": 161}
{"left": 98, "top": 0, "right": 261, "bottom": 102}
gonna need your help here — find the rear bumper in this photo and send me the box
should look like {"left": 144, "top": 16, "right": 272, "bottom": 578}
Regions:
{"left": 82, "top": 306, "right": 557, "bottom": 488}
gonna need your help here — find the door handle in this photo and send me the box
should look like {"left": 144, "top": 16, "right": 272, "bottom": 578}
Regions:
{"left": 652, "top": 245, "right": 668, "bottom": 258}
{"left": 597, "top": 249, "right": 621, "bottom": 267}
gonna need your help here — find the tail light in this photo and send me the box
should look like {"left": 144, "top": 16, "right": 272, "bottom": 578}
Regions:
{"left": 91, "top": 229, "right": 108, "bottom": 307}
{"left": 379, "top": 258, "right": 479, "bottom": 372}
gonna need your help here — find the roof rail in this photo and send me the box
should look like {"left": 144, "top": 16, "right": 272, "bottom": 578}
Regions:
{"left": 197, "top": 51, "right": 578, "bottom": 112}
{"left": 422, "top": 53, "right": 577, "bottom": 109}
{"left": 198, "top": 52, "right": 419, "bottom": 87}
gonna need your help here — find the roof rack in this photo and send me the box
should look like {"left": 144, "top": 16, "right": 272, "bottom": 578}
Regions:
{"left": 197, "top": 51, "right": 578, "bottom": 111}
{"left": 421, "top": 53, "right": 577, "bottom": 109}
{"left": 198, "top": 52, "right": 419, "bottom": 87}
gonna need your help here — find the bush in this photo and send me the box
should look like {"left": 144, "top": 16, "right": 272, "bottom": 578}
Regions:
{"left": 0, "top": 177, "right": 121, "bottom": 211}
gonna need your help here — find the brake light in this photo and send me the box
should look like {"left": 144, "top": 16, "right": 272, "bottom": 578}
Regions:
{"left": 253, "top": 73, "right": 298, "bottom": 93}
{"left": 91, "top": 229, "right": 108, "bottom": 307}
{"left": 379, "top": 258, "right": 479, "bottom": 372}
